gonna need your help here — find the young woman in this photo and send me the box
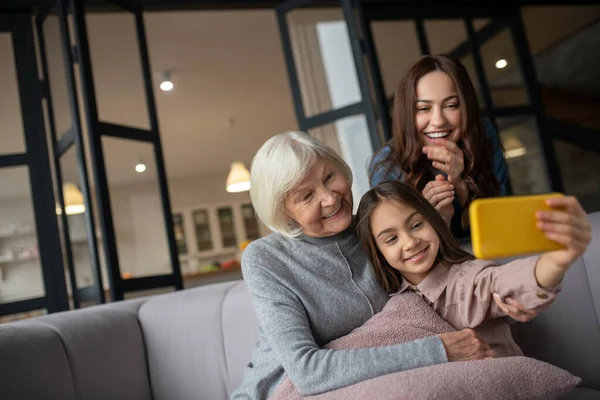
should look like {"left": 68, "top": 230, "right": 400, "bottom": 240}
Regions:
{"left": 369, "top": 55, "right": 508, "bottom": 238}
{"left": 356, "top": 181, "right": 591, "bottom": 356}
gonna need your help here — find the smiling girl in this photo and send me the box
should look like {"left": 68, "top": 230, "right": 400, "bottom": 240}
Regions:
{"left": 356, "top": 181, "right": 591, "bottom": 356}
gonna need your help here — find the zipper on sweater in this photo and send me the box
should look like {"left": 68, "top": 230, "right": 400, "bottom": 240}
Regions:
{"left": 335, "top": 242, "right": 375, "bottom": 316}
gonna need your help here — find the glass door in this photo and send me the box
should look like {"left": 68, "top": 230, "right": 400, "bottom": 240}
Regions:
{"left": 276, "top": 0, "right": 383, "bottom": 206}
{"left": 66, "top": 0, "right": 182, "bottom": 300}
{"left": 0, "top": 13, "right": 68, "bottom": 321}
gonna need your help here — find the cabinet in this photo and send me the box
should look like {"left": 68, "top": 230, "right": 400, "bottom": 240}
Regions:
{"left": 217, "top": 207, "right": 237, "bottom": 249}
{"left": 192, "top": 209, "right": 212, "bottom": 252}
{"left": 172, "top": 213, "right": 187, "bottom": 255}
{"left": 241, "top": 204, "right": 260, "bottom": 241}
{"left": 172, "top": 201, "right": 265, "bottom": 273}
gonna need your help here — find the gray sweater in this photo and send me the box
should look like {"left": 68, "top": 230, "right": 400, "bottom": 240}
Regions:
{"left": 231, "top": 222, "right": 447, "bottom": 399}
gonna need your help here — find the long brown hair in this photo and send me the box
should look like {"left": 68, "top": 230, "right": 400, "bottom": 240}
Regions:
{"left": 356, "top": 181, "right": 474, "bottom": 294}
{"left": 370, "top": 54, "right": 500, "bottom": 228}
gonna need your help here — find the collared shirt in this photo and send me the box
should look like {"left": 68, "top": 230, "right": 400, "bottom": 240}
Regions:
{"left": 391, "top": 257, "right": 561, "bottom": 357}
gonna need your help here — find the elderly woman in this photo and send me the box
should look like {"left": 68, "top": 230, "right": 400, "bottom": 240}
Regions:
{"left": 232, "top": 131, "right": 533, "bottom": 399}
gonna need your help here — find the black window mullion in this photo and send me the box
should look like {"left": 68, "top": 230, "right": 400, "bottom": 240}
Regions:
{"left": 341, "top": 0, "right": 382, "bottom": 152}
{"left": 11, "top": 13, "right": 70, "bottom": 313}
{"left": 509, "top": 9, "right": 563, "bottom": 192}
{"left": 35, "top": 12, "right": 81, "bottom": 308}
{"left": 415, "top": 19, "right": 430, "bottom": 55}
{"left": 465, "top": 18, "right": 496, "bottom": 125}
{"left": 71, "top": 0, "right": 124, "bottom": 301}
{"left": 134, "top": 8, "right": 183, "bottom": 291}
{"left": 276, "top": 1, "right": 309, "bottom": 131}
{"left": 58, "top": 0, "right": 106, "bottom": 304}
{"left": 358, "top": 2, "right": 392, "bottom": 142}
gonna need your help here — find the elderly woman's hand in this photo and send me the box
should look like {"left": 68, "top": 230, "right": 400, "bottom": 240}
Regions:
{"left": 439, "top": 328, "right": 497, "bottom": 361}
{"left": 493, "top": 294, "right": 538, "bottom": 322}
{"left": 422, "top": 174, "right": 455, "bottom": 226}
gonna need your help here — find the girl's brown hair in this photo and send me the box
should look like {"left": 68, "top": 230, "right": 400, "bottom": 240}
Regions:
{"left": 356, "top": 181, "right": 474, "bottom": 294}
{"left": 370, "top": 54, "right": 500, "bottom": 228}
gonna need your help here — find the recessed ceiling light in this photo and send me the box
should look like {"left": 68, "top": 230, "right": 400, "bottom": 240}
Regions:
{"left": 135, "top": 163, "right": 146, "bottom": 173}
{"left": 495, "top": 59, "right": 508, "bottom": 69}
{"left": 160, "top": 81, "right": 173, "bottom": 91}
{"left": 160, "top": 71, "right": 173, "bottom": 91}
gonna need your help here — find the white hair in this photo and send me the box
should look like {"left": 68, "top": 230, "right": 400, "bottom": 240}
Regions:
{"left": 250, "top": 131, "right": 353, "bottom": 238}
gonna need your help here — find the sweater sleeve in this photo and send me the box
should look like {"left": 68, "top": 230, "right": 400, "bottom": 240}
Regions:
{"left": 454, "top": 258, "right": 561, "bottom": 328}
{"left": 368, "top": 145, "right": 402, "bottom": 188}
{"left": 242, "top": 250, "right": 447, "bottom": 396}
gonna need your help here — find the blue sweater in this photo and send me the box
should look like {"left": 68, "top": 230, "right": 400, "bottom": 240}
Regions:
{"left": 368, "top": 119, "right": 508, "bottom": 237}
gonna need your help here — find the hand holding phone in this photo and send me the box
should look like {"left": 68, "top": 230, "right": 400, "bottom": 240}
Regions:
{"left": 468, "top": 193, "right": 567, "bottom": 259}
{"left": 470, "top": 193, "right": 592, "bottom": 289}
{"left": 534, "top": 195, "right": 592, "bottom": 272}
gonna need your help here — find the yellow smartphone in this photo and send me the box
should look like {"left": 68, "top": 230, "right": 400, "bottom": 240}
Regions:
{"left": 469, "top": 193, "right": 566, "bottom": 259}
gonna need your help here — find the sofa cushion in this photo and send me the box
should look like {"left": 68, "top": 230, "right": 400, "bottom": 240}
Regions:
{"left": 561, "top": 387, "right": 600, "bottom": 400}
{"left": 35, "top": 302, "right": 152, "bottom": 400}
{"left": 138, "top": 281, "right": 240, "bottom": 400}
{"left": 0, "top": 322, "right": 77, "bottom": 400}
{"left": 582, "top": 212, "right": 600, "bottom": 324}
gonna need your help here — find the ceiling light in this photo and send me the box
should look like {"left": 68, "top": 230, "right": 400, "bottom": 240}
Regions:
{"left": 226, "top": 162, "right": 251, "bottom": 193}
{"left": 56, "top": 183, "right": 86, "bottom": 215}
{"left": 503, "top": 136, "right": 527, "bottom": 159}
{"left": 135, "top": 163, "right": 147, "bottom": 173}
{"left": 495, "top": 59, "right": 508, "bottom": 69}
{"left": 160, "top": 71, "right": 173, "bottom": 91}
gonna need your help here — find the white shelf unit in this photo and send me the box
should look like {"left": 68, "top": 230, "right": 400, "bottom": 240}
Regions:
{"left": 0, "top": 229, "right": 39, "bottom": 282}
{"left": 173, "top": 200, "right": 266, "bottom": 273}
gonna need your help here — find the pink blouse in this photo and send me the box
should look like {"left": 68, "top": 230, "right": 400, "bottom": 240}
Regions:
{"left": 391, "top": 257, "right": 561, "bottom": 356}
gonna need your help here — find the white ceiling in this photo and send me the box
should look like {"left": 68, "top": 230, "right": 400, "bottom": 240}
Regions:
{"left": 0, "top": 6, "right": 599, "bottom": 199}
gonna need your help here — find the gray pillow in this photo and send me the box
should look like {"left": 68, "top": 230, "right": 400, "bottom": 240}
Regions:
{"left": 271, "top": 291, "right": 580, "bottom": 400}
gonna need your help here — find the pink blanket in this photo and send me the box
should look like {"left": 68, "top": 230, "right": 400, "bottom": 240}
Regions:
{"left": 269, "top": 292, "right": 579, "bottom": 400}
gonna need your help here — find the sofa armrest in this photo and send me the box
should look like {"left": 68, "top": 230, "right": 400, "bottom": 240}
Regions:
{"left": 513, "top": 211, "right": 600, "bottom": 391}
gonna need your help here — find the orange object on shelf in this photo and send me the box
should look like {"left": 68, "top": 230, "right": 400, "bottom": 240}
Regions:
{"left": 239, "top": 240, "right": 252, "bottom": 252}
{"left": 221, "top": 259, "right": 241, "bottom": 270}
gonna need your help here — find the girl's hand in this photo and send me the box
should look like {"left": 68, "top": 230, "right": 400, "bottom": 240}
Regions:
{"left": 422, "top": 139, "right": 465, "bottom": 184}
{"left": 537, "top": 196, "right": 591, "bottom": 271}
{"left": 493, "top": 294, "right": 538, "bottom": 322}
{"left": 422, "top": 174, "right": 455, "bottom": 226}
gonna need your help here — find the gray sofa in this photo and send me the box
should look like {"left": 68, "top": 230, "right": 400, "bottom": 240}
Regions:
{"left": 1, "top": 212, "right": 599, "bottom": 400}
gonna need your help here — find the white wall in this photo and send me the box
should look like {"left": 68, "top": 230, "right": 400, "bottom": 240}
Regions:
{"left": 107, "top": 170, "right": 256, "bottom": 278}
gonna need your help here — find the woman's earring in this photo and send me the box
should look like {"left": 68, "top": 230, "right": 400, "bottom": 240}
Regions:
{"left": 288, "top": 218, "right": 300, "bottom": 229}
